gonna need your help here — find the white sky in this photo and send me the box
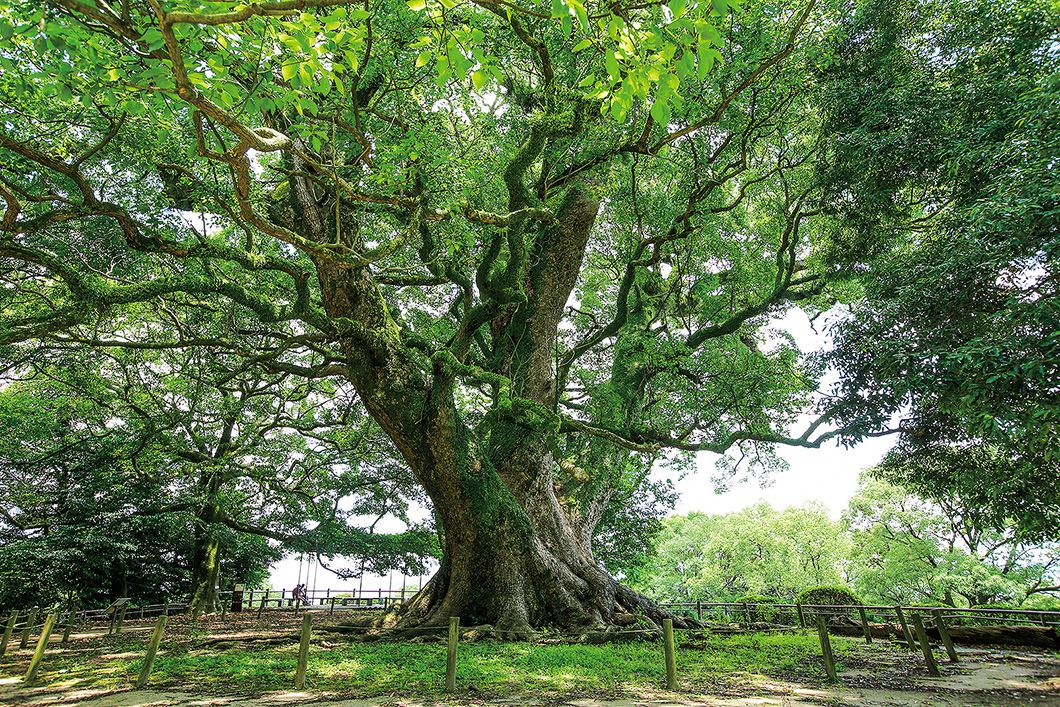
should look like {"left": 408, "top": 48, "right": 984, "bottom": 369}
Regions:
{"left": 267, "top": 307, "right": 894, "bottom": 591}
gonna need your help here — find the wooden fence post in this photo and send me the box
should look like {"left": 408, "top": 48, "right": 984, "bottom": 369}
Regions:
{"left": 61, "top": 615, "right": 75, "bottom": 646}
{"left": 696, "top": 599, "right": 702, "bottom": 621}
{"left": 910, "top": 614, "right": 940, "bottom": 677}
{"left": 1, "top": 611, "right": 18, "bottom": 656}
{"left": 935, "top": 614, "right": 958, "bottom": 663}
{"left": 329, "top": 597, "right": 336, "bottom": 617}
{"left": 24, "top": 613, "right": 57, "bottom": 684}
{"left": 20, "top": 606, "right": 39, "bottom": 649}
{"left": 115, "top": 604, "right": 128, "bottom": 634}
{"left": 295, "top": 613, "right": 312, "bottom": 689}
{"left": 857, "top": 607, "right": 872, "bottom": 644}
{"left": 796, "top": 603, "right": 806, "bottom": 628}
{"left": 662, "top": 618, "right": 678, "bottom": 690}
{"left": 445, "top": 616, "right": 459, "bottom": 692}
{"left": 136, "top": 615, "right": 168, "bottom": 688}
{"left": 894, "top": 607, "right": 916, "bottom": 650}
{"left": 815, "top": 614, "right": 838, "bottom": 681}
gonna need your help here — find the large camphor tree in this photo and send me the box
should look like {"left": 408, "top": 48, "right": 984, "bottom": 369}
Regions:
{"left": 2, "top": 0, "right": 902, "bottom": 634}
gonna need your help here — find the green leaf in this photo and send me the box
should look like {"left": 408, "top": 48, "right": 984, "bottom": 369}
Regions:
{"left": 650, "top": 96, "right": 671, "bottom": 126}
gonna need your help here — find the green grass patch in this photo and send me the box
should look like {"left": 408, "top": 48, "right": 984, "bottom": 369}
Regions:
{"left": 27, "top": 630, "right": 864, "bottom": 698}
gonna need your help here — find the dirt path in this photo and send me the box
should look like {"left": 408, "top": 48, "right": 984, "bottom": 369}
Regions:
{"left": 2, "top": 647, "right": 1057, "bottom": 706}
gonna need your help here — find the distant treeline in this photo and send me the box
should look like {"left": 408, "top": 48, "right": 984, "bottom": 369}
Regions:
{"left": 629, "top": 473, "right": 1060, "bottom": 611}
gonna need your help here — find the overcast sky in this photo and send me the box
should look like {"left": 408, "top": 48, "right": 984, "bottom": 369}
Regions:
{"left": 268, "top": 307, "right": 895, "bottom": 591}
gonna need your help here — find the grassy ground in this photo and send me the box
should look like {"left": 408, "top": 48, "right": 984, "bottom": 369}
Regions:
{"left": 6, "top": 615, "right": 864, "bottom": 700}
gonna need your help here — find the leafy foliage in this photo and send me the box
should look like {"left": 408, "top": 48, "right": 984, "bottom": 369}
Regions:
{"left": 0, "top": 0, "right": 1055, "bottom": 625}
{"left": 845, "top": 475, "right": 1060, "bottom": 608}
{"left": 817, "top": 0, "right": 1060, "bottom": 534}
{"left": 0, "top": 320, "right": 433, "bottom": 609}
{"left": 634, "top": 476, "right": 1060, "bottom": 608}
{"left": 631, "top": 503, "right": 850, "bottom": 601}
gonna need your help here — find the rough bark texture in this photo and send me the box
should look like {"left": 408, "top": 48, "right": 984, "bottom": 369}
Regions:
{"left": 189, "top": 530, "right": 220, "bottom": 616}
{"left": 188, "top": 473, "right": 223, "bottom": 616}
{"left": 310, "top": 189, "right": 681, "bottom": 636}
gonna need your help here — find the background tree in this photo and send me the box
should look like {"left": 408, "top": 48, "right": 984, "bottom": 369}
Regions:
{"left": 631, "top": 503, "right": 849, "bottom": 601}
{"left": 816, "top": 0, "right": 1060, "bottom": 536}
{"left": 0, "top": 374, "right": 275, "bottom": 609}
{"left": 629, "top": 480, "right": 1060, "bottom": 607}
{"left": 845, "top": 475, "right": 1060, "bottom": 608}
{"left": 0, "top": 321, "right": 434, "bottom": 611}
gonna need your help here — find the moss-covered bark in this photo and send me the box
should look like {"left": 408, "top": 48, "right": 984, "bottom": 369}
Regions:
{"left": 311, "top": 191, "right": 681, "bottom": 636}
{"left": 189, "top": 472, "right": 223, "bottom": 616}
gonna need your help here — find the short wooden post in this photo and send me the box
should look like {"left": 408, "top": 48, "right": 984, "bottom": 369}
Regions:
{"left": 24, "top": 613, "right": 57, "bottom": 684}
{"left": 894, "top": 607, "right": 916, "bottom": 650}
{"left": 136, "top": 615, "right": 168, "bottom": 688}
{"left": 796, "top": 602, "right": 806, "bottom": 628}
{"left": 445, "top": 616, "right": 459, "bottom": 692}
{"left": 329, "top": 597, "right": 336, "bottom": 616}
{"left": 911, "top": 614, "right": 940, "bottom": 676}
{"left": 20, "top": 606, "right": 39, "bottom": 649}
{"left": 295, "top": 613, "right": 312, "bottom": 689}
{"left": 115, "top": 604, "right": 128, "bottom": 634}
{"left": 163, "top": 599, "right": 170, "bottom": 617}
{"left": 662, "top": 618, "right": 678, "bottom": 690}
{"left": 935, "top": 614, "right": 958, "bottom": 663}
{"left": 815, "top": 614, "right": 838, "bottom": 681}
{"left": 220, "top": 602, "right": 227, "bottom": 621}
{"left": 696, "top": 599, "right": 702, "bottom": 621}
{"left": 857, "top": 607, "right": 872, "bottom": 644}
{"left": 1, "top": 610, "right": 18, "bottom": 656}
{"left": 61, "top": 615, "right": 75, "bottom": 646}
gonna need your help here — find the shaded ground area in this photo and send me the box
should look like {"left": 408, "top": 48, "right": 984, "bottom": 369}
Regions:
{"left": 0, "top": 611, "right": 1056, "bottom": 706}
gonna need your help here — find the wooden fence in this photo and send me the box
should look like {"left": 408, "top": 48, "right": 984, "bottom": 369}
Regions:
{"left": 2, "top": 596, "right": 1055, "bottom": 690}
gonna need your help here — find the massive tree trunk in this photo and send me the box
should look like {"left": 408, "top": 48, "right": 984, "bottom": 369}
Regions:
{"left": 312, "top": 188, "right": 677, "bottom": 636}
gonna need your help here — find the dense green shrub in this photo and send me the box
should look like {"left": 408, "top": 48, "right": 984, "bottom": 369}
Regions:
{"left": 797, "top": 586, "right": 861, "bottom": 606}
